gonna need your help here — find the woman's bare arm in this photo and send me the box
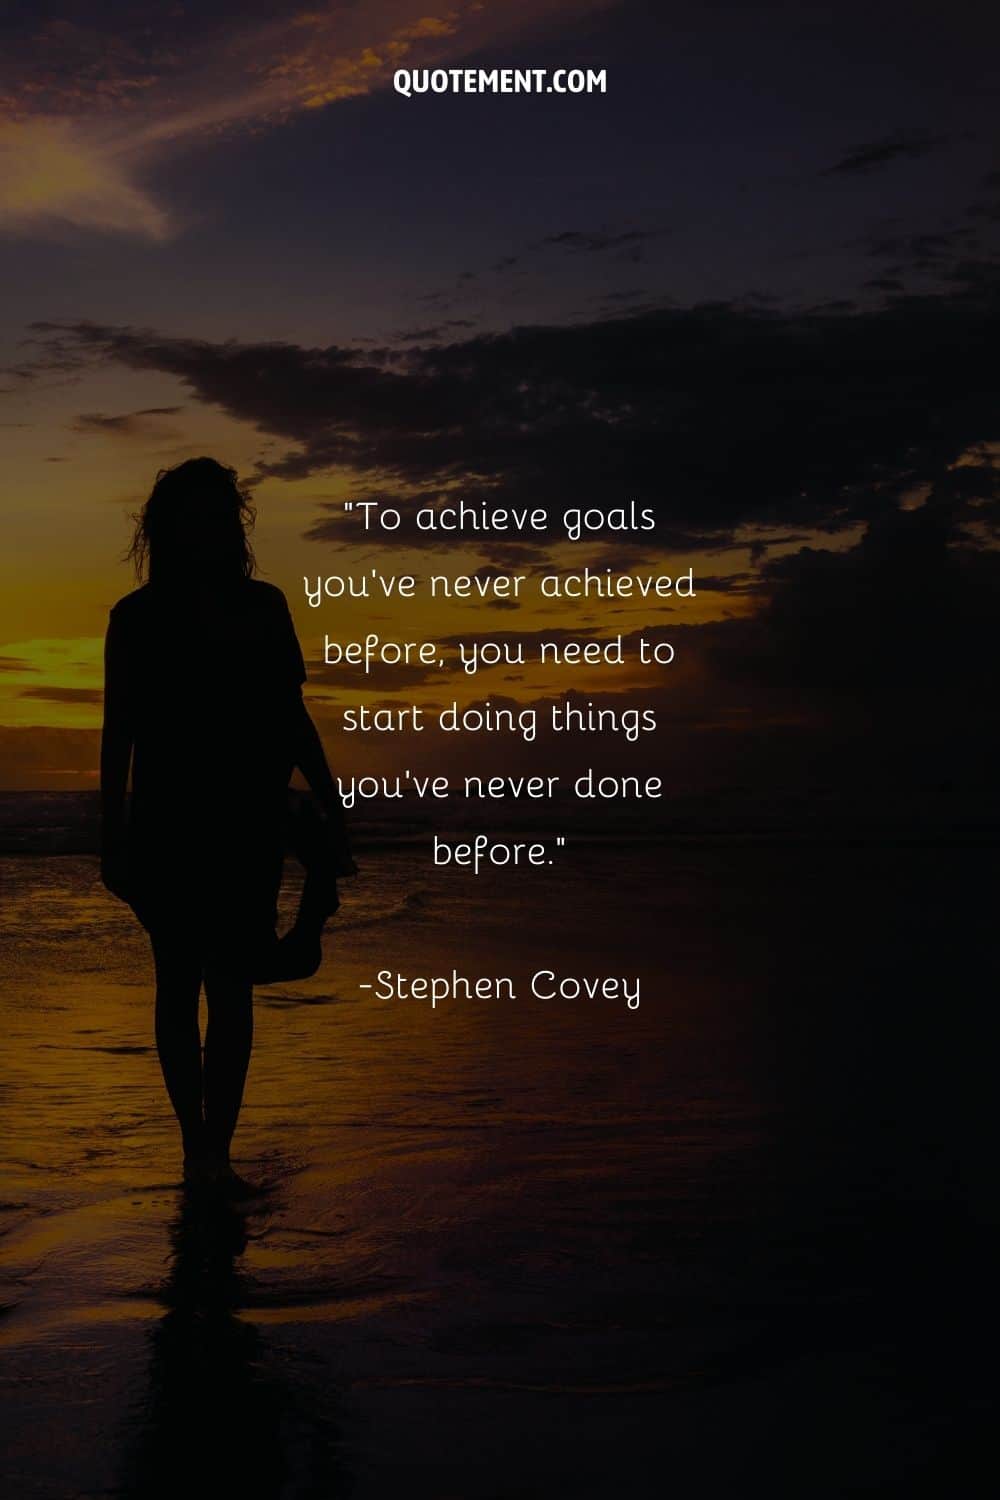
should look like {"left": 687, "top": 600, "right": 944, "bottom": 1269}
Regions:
{"left": 292, "top": 695, "right": 357, "bottom": 874}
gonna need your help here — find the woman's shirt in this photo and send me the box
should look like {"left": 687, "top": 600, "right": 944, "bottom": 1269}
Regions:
{"left": 105, "top": 578, "right": 307, "bottom": 850}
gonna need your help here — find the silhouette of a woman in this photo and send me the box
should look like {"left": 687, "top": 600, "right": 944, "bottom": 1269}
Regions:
{"left": 100, "top": 458, "right": 353, "bottom": 1193}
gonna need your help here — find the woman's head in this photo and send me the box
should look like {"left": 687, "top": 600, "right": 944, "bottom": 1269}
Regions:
{"left": 129, "top": 458, "right": 256, "bottom": 584}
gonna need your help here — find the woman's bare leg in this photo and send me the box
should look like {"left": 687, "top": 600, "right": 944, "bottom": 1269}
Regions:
{"left": 151, "top": 933, "right": 205, "bottom": 1163}
{"left": 202, "top": 963, "right": 254, "bottom": 1166}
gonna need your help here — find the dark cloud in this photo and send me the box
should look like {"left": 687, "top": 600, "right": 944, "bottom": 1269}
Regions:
{"left": 696, "top": 503, "right": 1000, "bottom": 816}
{"left": 822, "top": 132, "right": 951, "bottom": 176}
{"left": 27, "top": 277, "right": 1000, "bottom": 558}
{"left": 864, "top": 228, "right": 977, "bottom": 265}
{"left": 392, "top": 327, "right": 446, "bottom": 343}
{"left": 745, "top": 533, "right": 811, "bottom": 565}
{"left": 941, "top": 258, "right": 1000, "bottom": 288}
{"left": 596, "top": 288, "right": 648, "bottom": 305}
{"left": 18, "top": 685, "right": 103, "bottom": 704}
{"left": 694, "top": 572, "right": 757, "bottom": 595}
{"left": 393, "top": 319, "right": 477, "bottom": 344}
{"left": 72, "top": 405, "right": 184, "bottom": 437}
{"left": 538, "top": 229, "right": 659, "bottom": 253}
{"left": 306, "top": 659, "right": 451, "bottom": 691}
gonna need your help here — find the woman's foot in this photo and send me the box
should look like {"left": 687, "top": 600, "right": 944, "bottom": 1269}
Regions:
{"left": 215, "top": 1164, "right": 268, "bottom": 1200}
{"left": 189, "top": 1144, "right": 269, "bottom": 1200}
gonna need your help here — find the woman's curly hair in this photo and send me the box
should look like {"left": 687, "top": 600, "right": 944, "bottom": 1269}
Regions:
{"left": 128, "top": 457, "right": 256, "bottom": 583}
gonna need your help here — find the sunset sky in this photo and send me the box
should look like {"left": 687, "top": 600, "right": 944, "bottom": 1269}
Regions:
{"left": 2, "top": 0, "right": 999, "bottom": 811}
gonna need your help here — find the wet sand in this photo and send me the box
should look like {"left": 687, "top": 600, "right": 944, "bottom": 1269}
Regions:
{"left": 0, "top": 843, "right": 995, "bottom": 1496}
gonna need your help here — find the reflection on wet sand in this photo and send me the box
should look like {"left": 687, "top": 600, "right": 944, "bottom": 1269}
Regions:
{"left": 120, "top": 1192, "right": 346, "bottom": 1499}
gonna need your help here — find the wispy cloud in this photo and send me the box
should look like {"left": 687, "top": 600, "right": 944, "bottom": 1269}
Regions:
{"left": 0, "top": 2, "right": 598, "bottom": 239}
{"left": 18, "top": 684, "right": 102, "bottom": 704}
{"left": 0, "top": 116, "right": 171, "bottom": 238}
{"left": 821, "top": 130, "right": 951, "bottom": 177}
{"left": 538, "top": 228, "right": 660, "bottom": 253}
{"left": 71, "top": 405, "right": 183, "bottom": 437}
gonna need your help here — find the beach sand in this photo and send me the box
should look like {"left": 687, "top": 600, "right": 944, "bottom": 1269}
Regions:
{"left": 0, "top": 841, "right": 994, "bottom": 1496}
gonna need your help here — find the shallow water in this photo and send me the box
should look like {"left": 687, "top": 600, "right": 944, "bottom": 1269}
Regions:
{"left": 0, "top": 844, "right": 994, "bottom": 1496}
